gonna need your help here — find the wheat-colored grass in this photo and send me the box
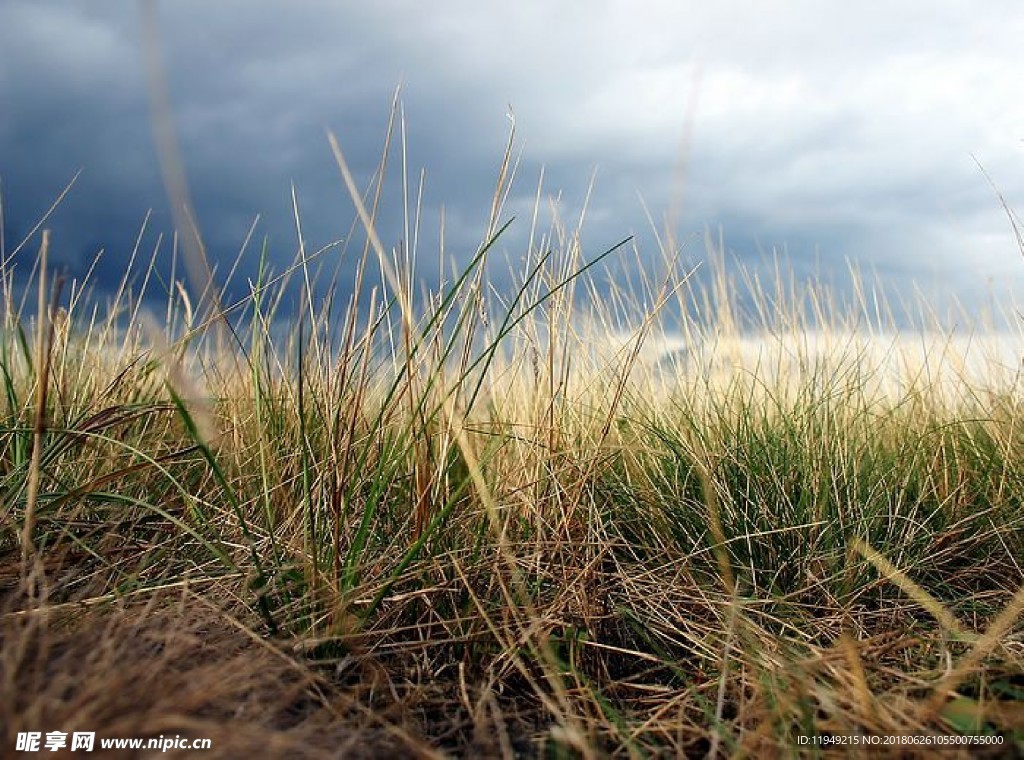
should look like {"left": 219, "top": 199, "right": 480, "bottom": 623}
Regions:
{"left": 2, "top": 116, "right": 1022, "bottom": 757}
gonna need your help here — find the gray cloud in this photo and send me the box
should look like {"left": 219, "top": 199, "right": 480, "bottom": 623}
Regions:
{"left": 2, "top": 0, "right": 1023, "bottom": 324}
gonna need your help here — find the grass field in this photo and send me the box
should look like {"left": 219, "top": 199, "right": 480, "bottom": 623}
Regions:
{"left": 2, "top": 133, "right": 1023, "bottom": 758}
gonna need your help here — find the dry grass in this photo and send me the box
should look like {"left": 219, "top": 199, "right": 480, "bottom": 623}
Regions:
{"left": 1, "top": 117, "right": 1023, "bottom": 758}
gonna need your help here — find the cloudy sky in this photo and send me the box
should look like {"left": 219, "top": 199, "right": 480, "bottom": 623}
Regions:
{"left": 2, "top": 1, "right": 1023, "bottom": 326}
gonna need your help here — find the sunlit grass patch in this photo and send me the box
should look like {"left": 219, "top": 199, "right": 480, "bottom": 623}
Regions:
{"left": 2, "top": 114, "right": 1022, "bottom": 757}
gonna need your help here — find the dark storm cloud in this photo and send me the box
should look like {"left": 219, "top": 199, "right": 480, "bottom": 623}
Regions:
{"left": 2, "top": 0, "right": 1023, "bottom": 321}
{"left": 0, "top": 1, "right": 515, "bottom": 308}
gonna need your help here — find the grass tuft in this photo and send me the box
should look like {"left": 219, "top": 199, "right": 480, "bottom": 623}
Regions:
{"left": 2, "top": 114, "right": 1022, "bottom": 757}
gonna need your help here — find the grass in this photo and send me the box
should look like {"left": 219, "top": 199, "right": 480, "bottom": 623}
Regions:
{"left": 2, "top": 118, "right": 1023, "bottom": 758}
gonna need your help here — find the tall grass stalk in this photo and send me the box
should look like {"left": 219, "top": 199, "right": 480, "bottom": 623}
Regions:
{"left": 2, "top": 116, "right": 1022, "bottom": 756}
